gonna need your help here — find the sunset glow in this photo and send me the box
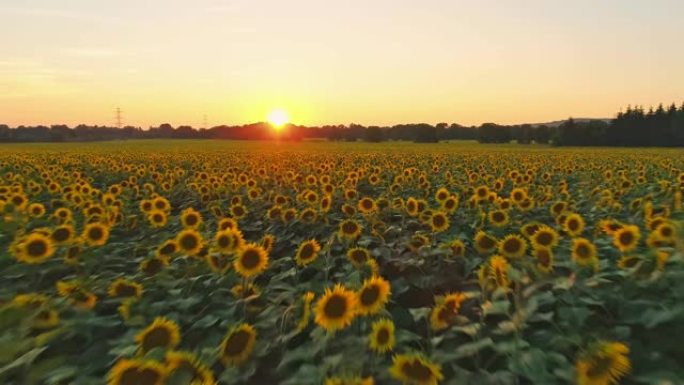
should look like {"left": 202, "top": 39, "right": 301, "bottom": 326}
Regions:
{"left": 267, "top": 109, "right": 289, "bottom": 128}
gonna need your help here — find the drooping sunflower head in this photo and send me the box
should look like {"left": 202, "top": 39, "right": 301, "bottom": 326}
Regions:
{"left": 314, "top": 284, "right": 358, "bottom": 332}
{"left": 389, "top": 353, "right": 443, "bottom": 385}
{"left": 576, "top": 341, "right": 630, "bottom": 385}
{"left": 295, "top": 291, "right": 315, "bottom": 331}
{"left": 219, "top": 323, "right": 257, "bottom": 366}
{"left": 295, "top": 239, "right": 321, "bottom": 266}
{"left": 338, "top": 219, "right": 362, "bottom": 240}
{"left": 357, "top": 275, "right": 391, "bottom": 315}
{"left": 489, "top": 255, "right": 510, "bottom": 289}
{"left": 498, "top": 234, "right": 528, "bottom": 258}
{"left": 449, "top": 239, "right": 465, "bottom": 257}
{"left": 217, "top": 217, "right": 238, "bottom": 231}
{"left": 156, "top": 240, "right": 178, "bottom": 259}
{"left": 260, "top": 233, "right": 275, "bottom": 253}
{"left": 234, "top": 243, "right": 269, "bottom": 278}
{"left": 135, "top": 317, "right": 181, "bottom": 354}
{"left": 369, "top": 318, "right": 395, "bottom": 353}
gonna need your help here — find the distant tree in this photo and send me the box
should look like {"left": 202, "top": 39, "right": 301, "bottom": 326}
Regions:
{"left": 364, "top": 126, "right": 384, "bottom": 142}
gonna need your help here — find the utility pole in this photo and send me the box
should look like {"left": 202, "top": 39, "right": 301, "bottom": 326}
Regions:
{"left": 203, "top": 114, "right": 208, "bottom": 129}
{"left": 115, "top": 107, "right": 123, "bottom": 128}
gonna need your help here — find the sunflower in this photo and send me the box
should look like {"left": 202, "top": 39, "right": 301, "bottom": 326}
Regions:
{"left": 296, "top": 291, "right": 315, "bottom": 331}
{"left": 165, "top": 351, "right": 216, "bottom": 385}
{"left": 140, "top": 256, "right": 169, "bottom": 276}
{"left": 428, "top": 211, "right": 449, "bottom": 233}
{"left": 27, "top": 202, "right": 45, "bottom": 218}
{"left": 152, "top": 196, "right": 171, "bottom": 212}
{"left": 347, "top": 247, "right": 370, "bottom": 268}
{"left": 33, "top": 309, "right": 60, "bottom": 330}
{"left": 140, "top": 199, "right": 154, "bottom": 213}
{"left": 572, "top": 238, "right": 599, "bottom": 270}
{"left": 261, "top": 233, "right": 275, "bottom": 253}
{"left": 434, "top": 187, "right": 450, "bottom": 203}
{"left": 219, "top": 323, "right": 257, "bottom": 366}
{"left": 234, "top": 243, "right": 269, "bottom": 278}
{"left": 50, "top": 224, "right": 75, "bottom": 245}
{"left": 533, "top": 247, "right": 554, "bottom": 273}
{"left": 405, "top": 197, "right": 419, "bottom": 216}
{"left": 156, "top": 240, "right": 178, "bottom": 260}
{"left": 612, "top": 225, "right": 640, "bottom": 252}
{"left": 295, "top": 239, "right": 321, "bottom": 266}
{"left": 498, "top": 234, "right": 527, "bottom": 258}
{"left": 13, "top": 232, "right": 55, "bottom": 264}
{"left": 550, "top": 201, "right": 567, "bottom": 217}
{"left": 530, "top": 226, "right": 559, "bottom": 249}
{"left": 576, "top": 341, "right": 630, "bottom": 385}
{"left": 389, "top": 353, "right": 443, "bottom": 385}
{"left": 488, "top": 255, "right": 510, "bottom": 290}
{"left": 441, "top": 195, "right": 458, "bottom": 213}
{"left": 217, "top": 217, "right": 238, "bottom": 231}
{"left": 339, "top": 219, "right": 362, "bottom": 240}
{"left": 448, "top": 239, "right": 465, "bottom": 257}
{"left": 564, "top": 213, "right": 585, "bottom": 237}
{"left": 430, "top": 292, "right": 466, "bottom": 331}
{"left": 369, "top": 318, "right": 395, "bottom": 353}
{"left": 107, "top": 359, "right": 167, "bottom": 385}
{"left": 315, "top": 284, "right": 357, "bottom": 331}
{"left": 82, "top": 222, "right": 110, "bottom": 246}
{"left": 108, "top": 278, "right": 143, "bottom": 298}
{"left": 474, "top": 231, "right": 498, "bottom": 255}
{"left": 135, "top": 317, "right": 181, "bottom": 354}
{"left": 520, "top": 222, "right": 542, "bottom": 238}
{"left": 214, "top": 228, "right": 244, "bottom": 254}
{"left": 176, "top": 228, "right": 204, "bottom": 256}
{"left": 599, "top": 219, "right": 623, "bottom": 235}
{"left": 56, "top": 280, "right": 98, "bottom": 309}
{"left": 230, "top": 283, "right": 260, "bottom": 300}
{"left": 357, "top": 276, "right": 391, "bottom": 315}
{"left": 230, "top": 204, "right": 248, "bottom": 219}
{"left": 510, "top": 188, "right": 527, "bottom": 203}
{"left": 148, "top": 210, "right": 167, "bottom": 228}
{"left": 488, "top": 209, "right": 509, "bottom": 227}
{"left": 358, "top": 197, "right": 377, "bottom": 214}
{"left": 325, "top": 376, "right": 374, "bottom": 385}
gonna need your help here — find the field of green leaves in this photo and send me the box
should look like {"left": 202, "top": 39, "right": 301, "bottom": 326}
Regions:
{"left": 1, "top": 140, "right": 683, "bottom": 385}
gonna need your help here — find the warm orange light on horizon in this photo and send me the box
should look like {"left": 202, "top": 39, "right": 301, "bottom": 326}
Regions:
{"left": 267, "top": 109, "right": 289, "bottom": 129}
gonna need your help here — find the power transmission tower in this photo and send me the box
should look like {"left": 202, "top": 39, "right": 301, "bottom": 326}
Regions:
{"left": 115, "top": 107, "right": 123, "bottom": 128}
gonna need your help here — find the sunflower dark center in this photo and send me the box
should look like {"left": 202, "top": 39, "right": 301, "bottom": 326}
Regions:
{"left": 619, "top": 231, "right": 634, "bottom": 245}
{"left": 536, "top": 232, "right": 552, "bottom": 246}
{"left": 432, "top": 215, "right": 445, "bottom": 227}
{"left": 217, "top": 235, "right": 230, "bottom": 248}
{"left": 360, "top": 285, "right": 380, "bottom": 306}
{"left": 180, "top": 234, "right": 198, "bottom": 250}
{"left": 136, "top": 367, "right": 163, "bottom": 385}
{"left": 342, "top": 222, "right": 358, "bottom": 234}
{"left": 224, "top": 330, "right": 250, "bottom": 356}
{"left": 142, "top": 327, "right": 171, "bottom": 352}
{"left": 479, "top": 236, "right": 495, "bottom": 249}
{"left": 376, "top": 328, "right": 390, "bottom": 345}
{"left": 300, "top": 244, "right": 315, "bottom": 260}
{"left": 402, "top": 360, "right": 433, "bottom": 381}
{"left": 504, "top": 239, "right": 520, "bottom": 253}
{"left": 585, "top": 355, "right": 614, "bottom": 378}
{"left": 576, "top": 244, "right": 591, "bottom": 259}
{"left": 323, "top": 295, "right": 347, "bottom": 318}
{"left": 27, "top": 240, "right": 47, "bottom": 257}
{"left": 241, "top": 249, "right": 261, "bottom": 269}
{"left": 88, "top": 227, "right": 104, "bottom": 240}
{"left": 116, "top": 284, "right": 138, "bottom": 297}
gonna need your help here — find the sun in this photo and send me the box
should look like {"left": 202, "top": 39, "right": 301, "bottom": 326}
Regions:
{"left": 267, "top": 109, "right": 289, "bottom": 128}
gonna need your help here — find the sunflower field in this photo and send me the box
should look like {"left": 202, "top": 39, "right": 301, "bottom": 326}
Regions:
{"left": 1, "top": 140, "right": 683, "bottom": 385}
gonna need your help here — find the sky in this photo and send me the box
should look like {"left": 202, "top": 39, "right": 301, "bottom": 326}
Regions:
{"left": 1, "top": 0, "right": 683, "bottom": 128}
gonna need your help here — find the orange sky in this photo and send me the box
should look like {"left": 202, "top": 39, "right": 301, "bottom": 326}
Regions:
{"left": 1, "top": 0, "right": 683, "bottom": 128}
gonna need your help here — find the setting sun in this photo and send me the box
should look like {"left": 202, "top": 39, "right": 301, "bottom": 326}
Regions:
{"left": 267, "top": 109, "right": 289, "bottom": 128}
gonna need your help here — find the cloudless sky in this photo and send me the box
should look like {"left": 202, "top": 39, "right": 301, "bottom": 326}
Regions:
{"left": 1, "top": 0, "right": 683, "bottom": 127}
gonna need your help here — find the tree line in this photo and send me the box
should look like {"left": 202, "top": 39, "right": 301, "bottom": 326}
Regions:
{"left": 2, "top": 102, "right": 683, "bottom": 146}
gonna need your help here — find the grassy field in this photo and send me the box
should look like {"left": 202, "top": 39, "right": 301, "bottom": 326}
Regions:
{"left": 1, "top": 140, "right": 683, "bottom": 385}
